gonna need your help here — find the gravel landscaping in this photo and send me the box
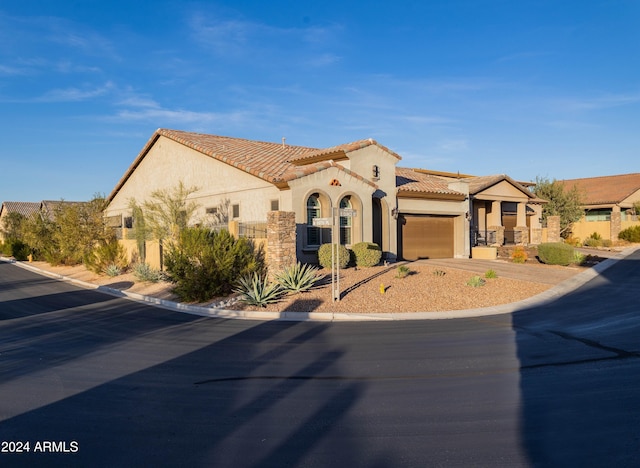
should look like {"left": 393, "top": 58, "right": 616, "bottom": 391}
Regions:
{"left": 24, "top": 258, "right": 577, "bottom": 314}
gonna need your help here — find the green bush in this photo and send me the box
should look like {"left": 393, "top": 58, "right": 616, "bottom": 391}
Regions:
{"left": 275, "top": 262, "right": 322, "bottom": 294}
{"left": 619, "top": 225, "right": 640, "bottom": 243}
{"left": 396, "top": 264, "right": 411, "bottom": 279}
{"left": 234, "top": 273, "right": 283, "bottom": 308}
{"left": 351, "top": 242, "right": 382, "bottom": 267}
{"left": 466, "top": 275, "right": 486, "bottom": 287}
{"left": 485, "top": 269, "right": 498, "bottom": 279}
{"left": 317, "top": 243, "right": 350, "bottom": 269}
{"left": 538, "top": 242, "right": 576, "bottom": 266}
{"left": 164, "top": 227, "right": 264, "bottom": 302}
{"left": 84, "top": 238, "right": 129, "bottom": 274}
{"left": 583, "top": 232, "right": 603, "bottom": 247}
{"left": 0, "top": 239, "right": 30, "bottom": 260}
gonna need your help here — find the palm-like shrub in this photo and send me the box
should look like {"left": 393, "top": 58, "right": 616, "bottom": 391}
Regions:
{"left": 234, "top": 273, "right": 282, "bottom": 307}
{"left": 317, "top": 243, "right": 350, "bottom": 269}
{"left": 275, "top": 262, "right": 322, "bottom": 293}
{"left": 351, "top": 242, "right": 382, "bottom": 267}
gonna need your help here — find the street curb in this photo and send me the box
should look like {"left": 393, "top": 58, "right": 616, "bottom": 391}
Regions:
{"left": 3, "top": 245, "right": 638, "bottom": 322}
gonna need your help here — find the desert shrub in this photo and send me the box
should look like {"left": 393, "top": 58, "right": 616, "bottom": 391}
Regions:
{"left": 564, "top": 235, "right": 582, "bottom": 247}
{"left": 84, "top": 237, "right": 128, "bottom": 274}
{"left": 466, "top": 275, "right": 486, "bottom": 287}
{"left": 485, "top": 269, "right": 498, "bottom": 279}
{"left": 351, "top": 242, "right": 382, "bottom": 267}
{"left": 0, "top": 239, "right": 30, "bottom": 260}
{"left": 618, "top": 225, "right": 640, "bottom": 243}
{"left": 602, "top": 239, "right": 612, "bottom": 247}
{"left": 105, "top": 264, "right": 122, "bottom": 277}
{"left": 275, "top": 262, "right": 322, "bottom": 294}
{"left": 433, "top": 269, "right": 446, "bottom": 277}
{"left": 583, "top": 232, "right": 603, "bottom": 247}
{"left": 133, "top": 262, "right": 162, "bottom": 283}
{"left": 164, "top": 227, "right": 264, "bottom": 302}
{"left": 396, "top": 264, "right": 411, "bottom": 279}
{"left": 317, "top": 243, "right": 350, "bottom": 269}
{"left": 510, "top": 246, "right": 528, "bottom": 264}
{"left": 234, "top": 273, "right": 282, "bottom": 308}
{"left": 538, "top": 242, "right": 576, "bottom": 266}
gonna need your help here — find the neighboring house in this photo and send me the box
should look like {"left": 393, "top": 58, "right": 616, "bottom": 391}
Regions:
{"left": 0, "top": 201, "right": 40, "bottom": 242}
{"left": 104, "top": 129, "right": 544, "bottom": 263}
{"left": 559, "top": 173, "right": 640, "bottom": 242}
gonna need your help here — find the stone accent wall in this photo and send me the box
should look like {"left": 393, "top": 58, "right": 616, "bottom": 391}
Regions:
{"left": 267, "top": 211, "right": 297, "bottom": 275}
{"left": 547, "top": 215, "right": 561, "bottom": 243}
{"left": 610, "top": 210, "right": 622, "bottom": 241}
{"left": 530, "top": 227, "right": 543, "bottom": 245}
{"left": 514, "top": 226, "right": 529, "bottom": 245}
{"left": 488, "top": 225, "right": 505, "bottom": 246}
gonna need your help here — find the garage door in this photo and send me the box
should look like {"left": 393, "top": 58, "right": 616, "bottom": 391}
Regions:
{"left": 400, "top": 215, "right": 454, "bottom": 260}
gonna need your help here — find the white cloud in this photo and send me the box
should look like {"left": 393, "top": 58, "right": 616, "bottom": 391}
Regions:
{"left": 35, "top": 81, "right": 114, "bottom": 102}
{"left": 556, "top": 92, "right": 640, "bottom": 112}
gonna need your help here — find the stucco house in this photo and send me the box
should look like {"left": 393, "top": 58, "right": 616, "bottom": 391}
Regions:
{"left": 559, "top": 173, "right": 640, "bottom": 242}
{"left": 104, "top": 129, "right": 543, "bottom": 264}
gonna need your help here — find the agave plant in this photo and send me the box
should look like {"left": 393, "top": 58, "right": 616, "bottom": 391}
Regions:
{"left": 105, "top": 263, "right": 122, "bottom": 277}
{"left": 234, "top": 273, "right": 283, "bottom": 307}
{"left": 275, "top": 262, "right": 322, "bottom": 294}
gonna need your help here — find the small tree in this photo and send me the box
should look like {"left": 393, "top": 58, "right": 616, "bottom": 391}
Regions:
{"left": 0, "top": 212, "right": 26, "bottom": 241}
{"left": 533, "top": 177, "right": 584, "bottom": 239}
{"left": 128, "top": 200, "right": 152, "bottom": 262}
{"left": 140, "top": 182, "right": 200, "bottom": 244}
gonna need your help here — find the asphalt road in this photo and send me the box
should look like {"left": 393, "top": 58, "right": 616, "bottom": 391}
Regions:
{"left": 1, "top": 250, "right": 640, "bottom": 467}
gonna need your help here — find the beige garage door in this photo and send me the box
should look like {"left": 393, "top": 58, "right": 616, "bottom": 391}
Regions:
{"left": 400, "top": 215, "right": 454, "bottom": 260}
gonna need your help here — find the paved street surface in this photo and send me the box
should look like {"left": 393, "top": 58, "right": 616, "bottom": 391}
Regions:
{"left": 1, "top": 250, "right": 640, "bottom": 467}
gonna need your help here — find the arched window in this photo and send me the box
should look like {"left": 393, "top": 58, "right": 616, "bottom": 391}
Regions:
{"left": 306, "top": 194, "right": 321, "bottom": 247}
{"left": 340, "top": 196, "right": 352, "bottom": 245}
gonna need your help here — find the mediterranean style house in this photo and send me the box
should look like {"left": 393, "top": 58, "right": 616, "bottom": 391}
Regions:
{"left": 559, "top": 173, "right": 640, "bottom": 242}
{"left": 104, "top": 129, "right": 544, "bottom": 264}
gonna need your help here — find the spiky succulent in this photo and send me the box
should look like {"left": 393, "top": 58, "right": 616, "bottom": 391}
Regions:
{"left": 275, "top": 262, "right": 322, "bottom": 294}
{"left": 234, "top": 273, "right": 283, "bottom": 307}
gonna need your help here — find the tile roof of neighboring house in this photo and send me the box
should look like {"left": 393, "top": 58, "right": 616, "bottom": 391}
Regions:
{"left": 0, "top": 201, "right": 40, "bottom": 218}
{"left": 396, "top": 167, "right": 466, "bottom": 199}
{"left": 466, "top": 174, "right": 530, "bottom": 196}
{"left": 558, "top": 173, "right": 640, "bottom": 206}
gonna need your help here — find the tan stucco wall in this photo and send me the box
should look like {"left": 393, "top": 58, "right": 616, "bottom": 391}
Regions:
{"left": 105, "top": 136, "right": 284, "bottom": 223}
{"left": 474, "top": 180, "right": 530, "bottom": 202}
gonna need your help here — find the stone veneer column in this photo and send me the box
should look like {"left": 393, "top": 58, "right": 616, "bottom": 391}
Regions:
{"left": 515, "top": 202, "right": 529, "bottom": 244}
{"left": 610, "top": 207, "right": 621, "bottom": 241}
{"left": 267, "top": 211, "right": 297, "bottom": 276}
{"left": 547, "top": 215, "right": 561, "bottom": 243}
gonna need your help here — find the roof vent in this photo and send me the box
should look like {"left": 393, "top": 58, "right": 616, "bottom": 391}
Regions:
{"left": 282, "top": 137, "right": 286, "bottom": 149}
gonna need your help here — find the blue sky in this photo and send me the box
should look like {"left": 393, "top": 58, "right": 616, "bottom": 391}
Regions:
{"left": 1, "top": 0, "right": 639, "bottom": 203}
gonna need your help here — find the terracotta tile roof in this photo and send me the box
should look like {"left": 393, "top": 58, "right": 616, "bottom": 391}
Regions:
{"left": 0, "top": 201, "right": 40, "bottom": 217}
{"left": 558, "top": 173, "right": 640, "bottom": 206}
{"left": 396, "top": 167, "right": 466, "bottom": 198}
{"left": 109, "top": 129, "right": 385, "bottom": 200}
{"left": 288, "top": 138, "right": 402, "bottom": 164}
